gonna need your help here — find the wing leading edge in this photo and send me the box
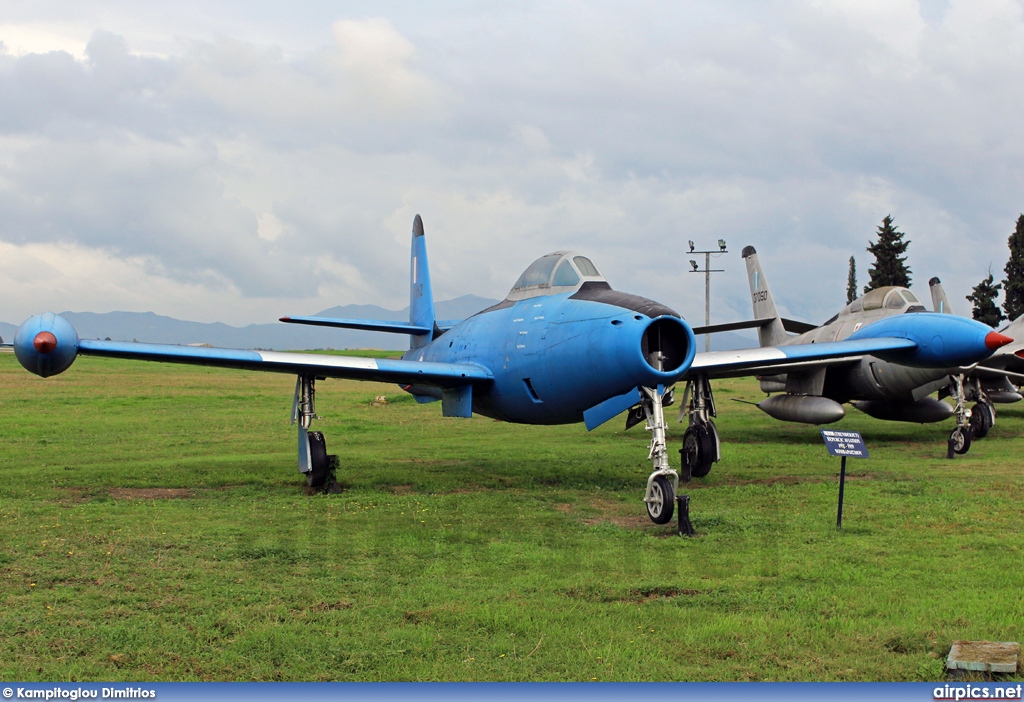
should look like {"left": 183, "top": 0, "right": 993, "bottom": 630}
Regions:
{"left": 77, "top": 339, "right": 492, "bottom": 387}
{"left": 687, "top": 336, "right": 919, "bottom": 380}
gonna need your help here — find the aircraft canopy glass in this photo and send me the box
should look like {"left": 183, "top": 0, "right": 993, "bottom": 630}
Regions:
{"left": 508, "top": 251, "right": 606, "bottom": 299}
{"left": 846, "top": 286, "right": 924, "bottom": 315}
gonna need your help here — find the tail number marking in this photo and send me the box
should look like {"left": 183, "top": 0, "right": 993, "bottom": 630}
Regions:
{"left": 752, "top": 291, "right": 769, "bottom": 303}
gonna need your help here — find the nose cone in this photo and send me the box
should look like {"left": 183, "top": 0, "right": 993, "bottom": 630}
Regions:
{"left": 986, "top": 331, "right": 1013, "bottom": 350}
{"left": 34, "top": 331, "right": 58, "bottom": 354}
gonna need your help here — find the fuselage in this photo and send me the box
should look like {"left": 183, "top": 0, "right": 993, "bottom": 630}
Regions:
{"left": 768, "top": 286, "right": 952, "bottom": 402}
{"left": 401, "top": 260, "right": 695, "bottom": 425}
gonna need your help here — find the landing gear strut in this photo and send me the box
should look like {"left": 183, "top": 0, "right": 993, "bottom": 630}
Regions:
{"left": 293, "top": 374, "right": 332, "bottom": 487}
{"left": 641, "top": 385, "right": 677, "bottom": 524}
{"left": 947, "top": 374, "right": 973, "bottom": 457}
{"left": 679, "top": 374, "right": 720, "bottom": 478}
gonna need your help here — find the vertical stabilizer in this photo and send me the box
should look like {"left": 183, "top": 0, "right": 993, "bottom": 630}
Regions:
{"left": 742, "top": 246, "right": 788, "bottom": 347}
{"left": 409, "top": 215, "right": 436, "bottom": 349}
{"left": 929, "top": 276, "right": 954, "bottom": 314}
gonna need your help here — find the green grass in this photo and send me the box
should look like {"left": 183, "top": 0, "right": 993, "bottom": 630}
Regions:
{"left": 1, "top": 352, "right": 1022, "bottom": 681}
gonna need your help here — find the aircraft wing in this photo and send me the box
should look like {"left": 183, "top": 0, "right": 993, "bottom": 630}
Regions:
{"left": 75, "top": 339, "right": 492, "bottom": 387}
{"left": 971, "top": 365, "right": 1024, "bottom": 384}
{"left": 687, "top": 337, "right": 918, "bottom": 380}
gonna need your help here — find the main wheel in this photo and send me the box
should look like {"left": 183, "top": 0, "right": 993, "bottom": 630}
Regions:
{"left": 306, "top": 430, "right": 330, "bottom": 487}
{"left": 949, "top": 427, "right": 972, "bottom": 455}
{"left": 970, "top": 402, "right": 995, "bottom": 439}
{"left": 681, "top": 424, "right": 715, "bottom": 478}
{"left": 646, "top": 474, "right": 675, "bottom": 524}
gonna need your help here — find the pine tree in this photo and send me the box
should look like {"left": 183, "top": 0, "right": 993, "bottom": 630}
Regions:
{"left": 846, "top": 256, "right": 857, "bottom": 304}
{"left": 864, "top": 215, "right": 912, "bottom": 292}
{"left": 1002, "top": 214, "right": 1024, "bottom": 321}
{"left": 966, "top": 271, "right": 1004, "bottom": 328}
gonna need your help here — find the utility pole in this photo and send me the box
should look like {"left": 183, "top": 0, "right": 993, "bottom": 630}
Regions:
{"left": 687, "top": 239, "right": 728, "bottom": 352}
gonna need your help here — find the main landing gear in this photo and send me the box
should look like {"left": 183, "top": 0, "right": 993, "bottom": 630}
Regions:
{"left": 964, "top": 376, "right": 996, "bottom": 440}
{"left": 679, "top": 374, "right": 720, "bottom": 480}
{"left": 640, "top": 373, "right": 720, "bottom": 525}
{"left": 294, "top": 374, "right": 334, "bottom": 488}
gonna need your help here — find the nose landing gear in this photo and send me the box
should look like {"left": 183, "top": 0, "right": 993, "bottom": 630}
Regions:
{"left": 640, "top": 385, "right": 678, "bottom": 524}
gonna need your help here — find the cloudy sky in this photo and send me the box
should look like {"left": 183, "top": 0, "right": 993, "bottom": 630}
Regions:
{"left": 2, "top": 0, "right": 1023, "bottom": 329}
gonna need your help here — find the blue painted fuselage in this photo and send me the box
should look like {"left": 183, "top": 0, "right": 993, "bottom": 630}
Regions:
{"left": 401, "top": 291, "right": 694, "bottom": 424}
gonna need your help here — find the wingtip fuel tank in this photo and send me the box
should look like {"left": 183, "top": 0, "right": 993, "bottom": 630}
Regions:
{"left": 14, "top": 313, "right": 80, "bottom": 378}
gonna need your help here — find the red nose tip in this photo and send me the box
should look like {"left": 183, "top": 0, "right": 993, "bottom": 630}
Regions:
{"left": 985, "top": 331, "right": 1013, "bottom": 350}
{"left": 33, "top": 333, "right": 58, "bottom": 354}
{"left": 33, "top": 331, "right": 58, "bottom": 354}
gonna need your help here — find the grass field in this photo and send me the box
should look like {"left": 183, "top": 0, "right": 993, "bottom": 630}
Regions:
{"left": 1, "top": 351, "right": 1022, "bottom": 681}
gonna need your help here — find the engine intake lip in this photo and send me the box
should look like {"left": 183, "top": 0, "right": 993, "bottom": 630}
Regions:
{"left": 638, "top": 315, "right": 695, "bottom": 381}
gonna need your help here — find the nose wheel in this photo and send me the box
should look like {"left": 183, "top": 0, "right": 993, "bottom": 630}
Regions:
{"left": 646, "top": 474, "right": 675, "bottom": 524}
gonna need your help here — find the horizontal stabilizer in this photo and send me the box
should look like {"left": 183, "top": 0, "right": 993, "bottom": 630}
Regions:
{"left": 692, "top": 318, "right": 816, "bottom": 335}
{"left": 280, "top": 316, "right": 432, "bottom": 335}
{"left": 781, "top": 318, "right": 819, "bottom": 334}
{"left": 584, "top": 387, "right": 642, "bottom": 431}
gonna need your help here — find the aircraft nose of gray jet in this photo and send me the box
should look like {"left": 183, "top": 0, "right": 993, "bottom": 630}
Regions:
{"left": 986, "top": 331, "right": 1013, "bottom": 350}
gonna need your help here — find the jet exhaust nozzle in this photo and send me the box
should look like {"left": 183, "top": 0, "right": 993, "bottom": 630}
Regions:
{"left": 14, "top": 313, "right": 80, "bottom": 377}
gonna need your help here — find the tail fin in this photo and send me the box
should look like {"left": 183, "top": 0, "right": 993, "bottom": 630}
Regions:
{"left": 742, "top": 245, "right": 788, "bottom": 347}
{"left": 929, "top": 276, "right": 954, "bottom": 314}
{"left": 410, "top": 214, "right": 436, "bottom": 349}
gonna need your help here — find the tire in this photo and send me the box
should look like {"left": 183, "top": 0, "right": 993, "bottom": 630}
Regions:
{"left": 970, "top": 403, "right": 993, "bottom": 439}
{"left": 681, "top": 424, "right": 715, "bottom": 478}
{"left": 949, "top": 427, "right": 972, "bottom": 455}
{"left": 306, "top": 431, "right": 330, "bottom": 488}
{"left": 646, "top": 474, "right": 675, "bottom": 524}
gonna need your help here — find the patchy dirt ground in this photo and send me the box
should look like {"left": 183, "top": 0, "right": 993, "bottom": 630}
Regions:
{"left": 108, "top": 487, "right": 193, "bottom": 500}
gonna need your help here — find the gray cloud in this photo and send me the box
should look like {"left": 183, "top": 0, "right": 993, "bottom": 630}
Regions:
{"left": 0, "top": 2, "right": 1023, "bottom": 328}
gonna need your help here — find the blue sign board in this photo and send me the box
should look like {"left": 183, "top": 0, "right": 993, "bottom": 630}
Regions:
{"left": 820, "top": 429, "right": 869, "bottom": 458}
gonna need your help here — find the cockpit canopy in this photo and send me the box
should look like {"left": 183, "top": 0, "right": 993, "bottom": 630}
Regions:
{"left": 840, "top": 286, "right": 926, "bottom": 316}
{"left": 507, "top": 251, "right": 607, "bottom": 300}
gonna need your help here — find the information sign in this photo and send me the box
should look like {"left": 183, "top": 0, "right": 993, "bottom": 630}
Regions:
{"left": 820, "top": 429, "right": 869, "bottom": 458}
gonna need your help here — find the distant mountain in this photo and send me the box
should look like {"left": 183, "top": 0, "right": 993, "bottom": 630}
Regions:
{"left": 1, "top": 295, "right": 500, "bottom": 351}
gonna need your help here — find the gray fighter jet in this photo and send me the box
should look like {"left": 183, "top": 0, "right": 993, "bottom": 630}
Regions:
{"left": 700, "top": 247, "right": 1012, "bottom": 455}
{"left": 928, "top": 277, "right": 1024, "bottom": 439}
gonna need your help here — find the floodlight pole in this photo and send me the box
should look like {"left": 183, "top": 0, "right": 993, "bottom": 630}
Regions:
{"left": 687, "top": 246, "right": 728, "bottom": 352}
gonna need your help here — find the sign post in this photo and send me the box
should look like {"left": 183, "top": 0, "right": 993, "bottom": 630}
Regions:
{"left": 820, "top": 429, "right": 869, "bottom": 529}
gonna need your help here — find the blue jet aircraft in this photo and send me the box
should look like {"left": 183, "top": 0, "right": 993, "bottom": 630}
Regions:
{"left": 12, "top": 216, "right": 1012, "bottom": 524}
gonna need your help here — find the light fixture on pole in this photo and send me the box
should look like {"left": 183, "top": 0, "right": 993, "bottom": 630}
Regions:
{"left": 686, "top": 241, "right": 729, "bottom": 352}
